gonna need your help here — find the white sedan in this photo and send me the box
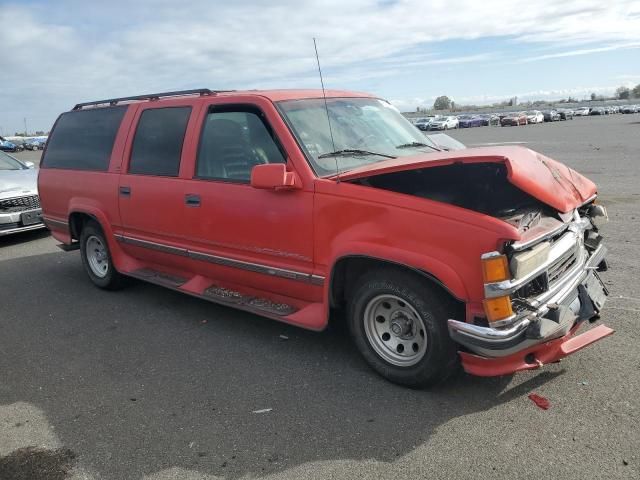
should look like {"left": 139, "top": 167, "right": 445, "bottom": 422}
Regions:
{"left": 428, "top": 116, "right": 459, "bottom": 130}
{"left": 525, "top": 110, "right": 544, "bottom": 124}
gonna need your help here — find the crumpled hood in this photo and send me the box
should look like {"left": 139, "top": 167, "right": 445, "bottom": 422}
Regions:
{"left": 0, "top": 168, "right": 38, "bottom": 201}
{"left": 336, "top": 146, "right": 596, "bottom": 213}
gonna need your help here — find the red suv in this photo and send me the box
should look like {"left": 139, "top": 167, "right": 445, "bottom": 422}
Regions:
{"left": 39, "top": 88, "right": 613, "bottom": 387}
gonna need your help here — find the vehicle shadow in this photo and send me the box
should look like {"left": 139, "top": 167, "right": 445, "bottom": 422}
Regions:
{"left": 0, "top": 228, "right": 50, "bottom": 248}
{"left": 0, "top": 251, "right": 565, "bottom": 479}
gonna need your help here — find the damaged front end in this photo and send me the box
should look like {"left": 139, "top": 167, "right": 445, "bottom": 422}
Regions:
{"left": 448, "top": 201, "right": 612, "bottom": 376}
{"left": 342, "top": 147, "right": 613, "bottom": 376}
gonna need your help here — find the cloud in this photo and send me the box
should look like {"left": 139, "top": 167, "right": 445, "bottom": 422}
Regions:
{"left": 520, "top": 42, "right": 640, "bottom": 62}
{"left": 1, "top": 0, "right": 640, "bottom": 132}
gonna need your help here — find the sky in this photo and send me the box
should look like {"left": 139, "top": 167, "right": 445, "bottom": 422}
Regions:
{"left": 1, "top": 0, "right": 639, "bottom": 134}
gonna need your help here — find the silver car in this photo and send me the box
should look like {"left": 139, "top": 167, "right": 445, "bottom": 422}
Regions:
{"left": 0, "top": 151, "right": 45, "bottom": 236}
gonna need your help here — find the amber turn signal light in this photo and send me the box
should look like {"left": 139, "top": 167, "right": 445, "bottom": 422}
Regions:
{"left": 483, "top": 296, "right": 514, "bottom": 323}
{"left": 482, "top": 254, "right": 510, "bottom": 283}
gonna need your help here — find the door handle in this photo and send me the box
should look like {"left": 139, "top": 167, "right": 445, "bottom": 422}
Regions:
{"left": 185, "top": 194, "right": 201, "bottom": 207}
{"left": 119, "top": 186, "right": 131, "bottom": 196}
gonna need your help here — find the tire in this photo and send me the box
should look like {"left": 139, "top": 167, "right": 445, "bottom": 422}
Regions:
{"left": 80, "top": 220, "right": 127, "bottom": 290}
{"left": 347, "top": 268, "right": 458, "bottom": 388}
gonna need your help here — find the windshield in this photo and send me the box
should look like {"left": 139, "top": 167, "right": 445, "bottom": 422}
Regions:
{"left": 0, "top": 151, "right": 25, "bottom": 170}
{"left": 277, "top": 97, "right": 439, "bottom": 176}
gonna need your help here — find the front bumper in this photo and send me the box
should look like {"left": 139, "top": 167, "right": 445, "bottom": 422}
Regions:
{"left": 448, "top": 225, "right": 612, "bottom": 375}
{"left": 0, "top": 208, "right": 46, "bottom": 236}
{"left": 459, "top": 324, "right": 614, "bottom": 376}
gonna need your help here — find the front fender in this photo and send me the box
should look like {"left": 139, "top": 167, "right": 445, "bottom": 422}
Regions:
{"left": 326, "top": 242, "right": 469, "bottom": 302}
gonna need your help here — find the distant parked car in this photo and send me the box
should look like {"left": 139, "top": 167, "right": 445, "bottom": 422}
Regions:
{"left": 415, "top": 116, "right": 440, "bottom": 131}
{"left": 428, "top": 115, "right": 459, "bottom": 130}
{"left": 457, "top": 115, "right": 483, "bottom": 128}
{"left": 477, "top": 113, "right": 500, "bottom": 126}
{"left": 620, "top": 105, "right": 637, "bottom": 114}
{"left": 557, "top": 109, "right": 574, "bottom": 120}
{"left": 590, "top": 107, "right": 605, "bottom": 116}
{"left": 525, "top": 110, "right": 544, "bottom": 124}
{"left": 542, "top": 110, "right": 561, "bottom": 122}
{"left": 500, "top": 112, "right": 528, "bottom": 126}
{"left": 574, "top": 107, "right": 590, "bottom": 116}
{"left": 25, "top": 138, "right": 47, "bottom": 150}
{"left": 0, "top": 136, "right": 19, "bottom": 152}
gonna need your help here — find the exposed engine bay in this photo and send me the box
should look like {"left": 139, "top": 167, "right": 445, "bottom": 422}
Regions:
{"left": 350, "top": 162, "right": 554, "bottom": 230}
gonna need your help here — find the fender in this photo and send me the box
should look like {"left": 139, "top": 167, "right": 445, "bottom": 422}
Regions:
{"left": 321, "top": 242, "right": 469, "bottom": 327}
{"left": 67, "top": 200, "right": 141, "bottom": 273}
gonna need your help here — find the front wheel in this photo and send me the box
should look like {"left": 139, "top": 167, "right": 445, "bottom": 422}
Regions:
{"left": 348, "top": 269, "right": 458, "bottom": 388}
{"left": 80, "top": 221, "right": 127, "bottom": 290}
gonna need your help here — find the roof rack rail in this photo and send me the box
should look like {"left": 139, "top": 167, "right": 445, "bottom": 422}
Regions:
{"left": 72, "top": 88, "right": 221, "bottom": 110}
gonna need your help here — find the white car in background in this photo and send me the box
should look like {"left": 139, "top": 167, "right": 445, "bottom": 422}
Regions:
{"left": 525, "top": 110, "right": 544, "bottom": 124}
{"left": 574, "top": 107, "right": 590, "bottom": 116}
{"left": 428, "top": 115, "right": 459, "bottom": 130}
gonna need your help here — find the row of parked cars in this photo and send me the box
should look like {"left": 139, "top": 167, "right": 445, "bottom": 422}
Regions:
{"left": 412, "top": 103, "right": 640, "bottom": 130}
{"left": 0, "top": 136, "right": 48, "bottom": 152}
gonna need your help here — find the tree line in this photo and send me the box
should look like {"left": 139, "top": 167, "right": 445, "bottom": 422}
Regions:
{"left": 422, "top": 84, "right": 640, "bottom": 112}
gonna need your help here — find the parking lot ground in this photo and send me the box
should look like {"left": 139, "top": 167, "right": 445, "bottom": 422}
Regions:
{"left": 1, "top": 114, "right": 639, "bottom": 479}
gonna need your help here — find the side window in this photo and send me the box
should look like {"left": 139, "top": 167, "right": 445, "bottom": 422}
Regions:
{"left": 42, "top": 106, "right": 127, "bottom": 171}
{"left": 196, "top": 108, "right": 285, "bottom": 182}
{"left": 129, "top": 107, "right": 191, "bottom": 176}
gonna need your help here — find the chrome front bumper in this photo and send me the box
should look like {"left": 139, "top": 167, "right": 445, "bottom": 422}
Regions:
{"left": 448, "top": 242, "right": 608, "bottom": 357}
{"left": 0, "top": 208, "right": 45, "bottom": 236}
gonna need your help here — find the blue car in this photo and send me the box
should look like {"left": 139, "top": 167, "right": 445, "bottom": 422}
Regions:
{"left": 457, "top": 115, "right": 483, "bottom": 128}
{"left": 0, "top": 137, "right": 18, "bottom": 152}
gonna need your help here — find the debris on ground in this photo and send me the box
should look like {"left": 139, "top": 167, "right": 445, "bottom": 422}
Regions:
{"left": 528, "top": 393, "right": 551, "bottom": 410}
{"left": 578, "top": 381, "right": 589, "bottom": 386}
{"left": 200, "top": 320, "right": 208, "bottom": 324}
{"left": 279, "top": 334, "right": 289, "bottom": 340}
{"left": 252, "top": 408, "right": 272, "bottom": 414}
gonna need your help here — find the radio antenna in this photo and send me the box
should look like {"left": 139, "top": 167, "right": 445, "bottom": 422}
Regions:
{"left": 313, "top": 38, "right": 339, "bottom": 181}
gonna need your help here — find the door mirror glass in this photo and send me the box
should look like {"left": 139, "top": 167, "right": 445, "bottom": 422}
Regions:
{"left": 250, "top": 163, "right": 300, "bottom": 190}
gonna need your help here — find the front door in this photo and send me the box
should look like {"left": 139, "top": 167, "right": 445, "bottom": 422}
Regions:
{"left": 181, "top": 99, "right": 317, "bottom": 301}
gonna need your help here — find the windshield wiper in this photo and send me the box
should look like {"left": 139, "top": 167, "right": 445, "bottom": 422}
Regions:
{"left": 395, "top": 142, "right": 440, "bottom": 151}
{"left": 318, "top": 149, "right": 396, "bottom": 159}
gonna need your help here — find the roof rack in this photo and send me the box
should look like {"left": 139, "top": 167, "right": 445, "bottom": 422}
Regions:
{"left": 72, "top": 88, "right": 223, "bottom": 110}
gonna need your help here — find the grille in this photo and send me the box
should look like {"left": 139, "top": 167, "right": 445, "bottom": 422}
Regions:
{"left": 0, "top": 195, "right": 41, "bottom": 212}
{"left": 547, "top": 247, "right": 579, "bottom": 286}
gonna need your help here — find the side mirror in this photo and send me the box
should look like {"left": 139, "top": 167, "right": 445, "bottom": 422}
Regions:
{"left": 24, "top": 161, "right": 35, "bottom": 169}
{"left": 250, "top": 163, "right": 300, "bottom": 190}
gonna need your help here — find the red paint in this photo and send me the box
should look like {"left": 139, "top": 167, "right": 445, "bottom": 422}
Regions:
{"left": 38, "top": 89, "right": 608, "bottom": 377}
{"left": 528, "top": 393, "right": 551, "bottom": 410}
{"left": 459, "top": 324, "right": 614, "bottom": 377}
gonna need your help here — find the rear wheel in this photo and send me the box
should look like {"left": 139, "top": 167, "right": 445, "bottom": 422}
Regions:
{"left": 80, "top": 221, "right": 126, "bottom": 290}
{"left": 348, "top": 269, "right": 458, "bottom": 388}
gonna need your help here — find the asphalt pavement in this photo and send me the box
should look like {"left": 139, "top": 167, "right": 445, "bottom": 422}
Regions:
{"left": 1, "top": 114, "right": 639, "bottom": 479}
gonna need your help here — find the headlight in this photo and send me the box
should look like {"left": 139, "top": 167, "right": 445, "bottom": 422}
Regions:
{"left": 509, "top": 241, "right": 550, "bottom": 279}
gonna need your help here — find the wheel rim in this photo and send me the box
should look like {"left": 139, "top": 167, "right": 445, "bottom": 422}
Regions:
{"left": 86, "top": 235, "right": 109, "bottom": 278}
{"left": 363, "top": 294, "right": 428, "bottom": 367}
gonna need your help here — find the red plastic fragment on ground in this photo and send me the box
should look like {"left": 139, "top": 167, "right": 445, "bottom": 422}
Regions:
{"left": 528, "top": 393, "right": 550, "bottom": 410}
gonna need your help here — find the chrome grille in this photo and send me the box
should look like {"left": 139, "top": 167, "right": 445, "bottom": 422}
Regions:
{"left": 0, "top": 195, "right": 41, "bottom": 212}
{"left": 547, "top": 246, "right": 579, "bottom": 286}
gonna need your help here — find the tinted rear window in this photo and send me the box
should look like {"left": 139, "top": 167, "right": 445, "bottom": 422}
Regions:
{"left": 42, "top": 106, "right": 127, "bottom": 170}
{"left": 128, "top": 107, "right": 191, "bottom": 177}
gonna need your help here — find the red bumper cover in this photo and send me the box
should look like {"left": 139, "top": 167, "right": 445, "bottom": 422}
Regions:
{"left": 459, "top": 324, "right": 614, "bottom": 377}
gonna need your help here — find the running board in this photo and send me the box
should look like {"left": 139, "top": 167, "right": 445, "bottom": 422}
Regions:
{"left": 128, "top": 268, "right": 188, "bottom": 288}
{"left": 202, "top": 285, "right": 297, "bottom": 316}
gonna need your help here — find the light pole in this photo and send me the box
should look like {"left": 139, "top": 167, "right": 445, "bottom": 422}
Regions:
{"left": 24, "top": 118, "right": 28, "bottom": 136}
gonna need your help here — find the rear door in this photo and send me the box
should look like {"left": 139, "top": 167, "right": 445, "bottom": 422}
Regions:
{"left": 118, "top": 102, "right": 201, "bottom": 265}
